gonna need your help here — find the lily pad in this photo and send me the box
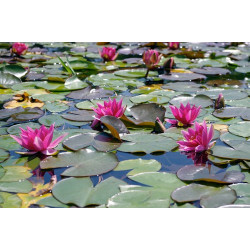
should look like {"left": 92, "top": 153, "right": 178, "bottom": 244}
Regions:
{"left": 0, "top": 72, "right": 22, "bottom": 88}
{"left": 170, "top": 94, "right": 213, "bottom": 108}
{"left": 62, "top": 133, "right": 95, "bottom": 151}
{"left": 66, "top": 86, "right": 114, "bottom": 100}
{"left": 0, "top": 149, "right": 9, "bottom": 163}
{"left": 52, "top": 176, "right": 126, "bottom": 207}
{"left": 171, "top": 183, "right": 237, "bottom": 208}
{"left": 114, "top": 69, "right": 157, "bottom": 78}
{"left": 160, "top": 72, "right": 206, "bottom": 81}
{"left": 100, "top": 116, "right": 129, "bottom": 140}
{"left": 114, "top": 158, "right": 161, "bottom": 175}
{"left": 40, "top": 148, "right": 119, "bottom": 177}
{"left": 229, "top": 122, "right": 250, "bottom": 137}
{"left": 177, "top": 165, "right": 245, "bottom": 184}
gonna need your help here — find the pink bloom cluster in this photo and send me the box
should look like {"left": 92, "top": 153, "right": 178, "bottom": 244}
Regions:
{"left": 10, "top": 124, "right": 67, "bottom": 155}
{"left": 166, "top": 103, "right": 201, "bottom": 126}
{"left": 143, "top": 49, "right": 162, "bottom": 70}
{"left": 92, "top": 98, "right": 126, "bottom": 127}
{"left": 12, "top": 42, "right": 28, "bottom": 56}
{"left": 100, "top": 47, "right": 118, "bottom": 62}
{"left": 177, "top": 121, "right": 215, "bottom": 153}
{"left": 168, "top": 42, "right": 180, "bottom": 50}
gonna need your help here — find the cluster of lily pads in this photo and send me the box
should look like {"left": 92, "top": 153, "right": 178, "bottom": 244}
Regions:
{"left": 0, "top": 42, "right": 250, "bottom": 208}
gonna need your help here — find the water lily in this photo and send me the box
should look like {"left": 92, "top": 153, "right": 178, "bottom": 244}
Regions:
{"left": 177, "top": 121, "right": 215, "bottom": 153}
{"left": 168, "top": 42, "right": 180, "bottom": 50}
{"left": 11, "top": 42, "right": 28, "bottom": 56}
{"left": 215, "top": 93, "right": 225, "bottom": 109}
{"left": 100, "top": 47, "right": 118, "bottom": 62}
{"left": 91, "top": 98, "right": 126, "bottom": 128}
{"left": 10, "top": 124, "right": 67, "bottom": 155}
{"left": 166, "top": 103, "right": 201, "bottom": 126}
{"left": 143, "top": 49, "right": 162, "bottom": 77}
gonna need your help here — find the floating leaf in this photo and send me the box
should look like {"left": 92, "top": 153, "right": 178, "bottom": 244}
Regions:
{"left": 66, "top": 86, "right": 113, "bottom": 100}
{"left": 52, "top": 176, "right": 126, "bottom": 207}
{"left": 100, "top": 116, "right": 129, "bottom": 140}
{"left": 170, "top": 94, "right": 213, "bottom": 108}
{"left": 229, "top": 122, "right": 250, "bottom": 137}
{"left": 62, "top": 133, "right": 95, "bottom": 151}
{"left": 114, "top": 158, "right": 161, "bottom": 175}
{"left": 0, "top": 192, "right": 22, "bottom": 208}
{"left": 0, "top": 180, "right": 32, "bottom": 193}
{"left": 160, "top": 72, "right": 206, "bottom": 81}
{"left": 171, "top": 183, "right": 237, "bottom": 208}
{"left": 0, "top": 72, "right": 22, "bottom": 88}
{"left": 114, "top": 69, "right": 157, "bottom": 78}
{"left": 177, "top": 165, "right": 245, "bottom": 184}
{"left": 0, "top": 149, "right": 9, "bottom": 163}
{"left": 40, "top": 148, "right": 119, "bottom": 177}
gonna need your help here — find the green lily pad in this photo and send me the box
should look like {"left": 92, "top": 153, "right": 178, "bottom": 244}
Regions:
{"left": 7, "top": 122, "right": 41, "bottom": 135}
{"left": 114, "top": 69, "right": 157, "bottom": 78}
{"left": 0, "top": 166, "right": 32, "bottom": 182}
{"left": 117, "top": 137, "right": 177, "bottom": 154}
{"left": 100, "top": 116, "right": 129, "bottom": 140}
{"left": 0, "top": 192, "right": 22, "bottom": 208}
{"left": 0, "top": 72, "right": 22, "bottom": 88}
{"left": 66, "top": 86, "right": 113, "bottom": 100}
{"left": 177, "top": 165, "right": 245, "bottom": 184}
{"left": 213, "top": 107, "right": 250, "bottom": 119}
{"left": 0, "top": 180, "right": 32, "bottom": 193}
{"left": 0, "top": 149, "right": 9, "bottom": 163}
{"left": 171, "top": 183, "right": 237, "bottom": 208}
{"left": 40, "top": 148, "right": 119, "bottom": 177}
{"left": 170, "top": 94, "right": 213, "bottom": 108}
{"left": 37, "top": 195, "right": 69, "bottom": 208}
{"left": 211, "top": 145, "right": 250, "bottom": 160}
{"left": 52, "top": 176, "right": 126, "bottom": 207}
{"left": 229, "top": 122, "right": 250, "bottom": 137}
{"left": 0, "top": 65, "right": 28, "bottom": 78}
{"left": 62, "top": 133, "right": 95, "bottom": 151}
{"left": 114, "top": 158, "right": 161, "bottom": 175}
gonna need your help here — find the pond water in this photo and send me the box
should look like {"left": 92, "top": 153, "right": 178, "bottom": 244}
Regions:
{"left": 0, "top": 42, "right": 250, "bottom": 208}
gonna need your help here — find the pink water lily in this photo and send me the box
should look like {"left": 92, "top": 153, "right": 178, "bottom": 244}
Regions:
{"left": 143, "top": 49, "right": 162, "bottom": 70}
{"left": 168, "top": 42, "right": 180, "bottom": 50}
{"left": 166, "top": 103, "right": 201, "bottom": 126}
{"left": 100, "top": 47, "right": 118, "bottom": 62}
{"left": 12, "top": 42, "right": 28, "bottom": 56}
{"left": 91, "top": 98, "right": 126, "bottom": 128}
{"left": 215, "top": 93, "right": 225, "bottom": 109}
{"left": 177, "top": 121, "right": 215, "bottom": 153}
{"left": 10, "top": 124, "right": 67, "bottom": 155}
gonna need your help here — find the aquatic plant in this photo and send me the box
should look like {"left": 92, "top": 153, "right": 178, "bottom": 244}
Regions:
{"left": 11, "top": 42, "right": 28, "bottom": 56}
{"left": 91, "top": 98, "right": 126, "bottom": 128}
{"left": 168, "top": 42, "right": 180, "bottom": 50}
{"left": 10, "top": 124, "right": 67, "bottom": 155}
{"left": 214, "top": 93, "right": 225, "bottom": 109}
{"left": 177, "top": 121, "right": 215, "bottom": 152}
{"left": 166, "top": 103, "right": 201, "bottom": 126}
{"left": 100, "top": 47, "right": 118, "bottom": 62}
{"left": 143, "top": 49, "right": 162, "bottom": 77}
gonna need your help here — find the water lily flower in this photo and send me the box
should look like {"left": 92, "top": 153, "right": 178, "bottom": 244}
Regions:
{"left": 215, "top": 93, "right": 225, "bottom": 109}
{"left": 100, "top": 47, "right": 118, "bottom": 62}
{"left": 166, "top": 103, "right": 201, "bottom": 126}
{"left": 143, "top": 49, "right": 162, "bottom": 70}
{"left": 91, "top": 98, "right": 126, "bottom": 128}
{"left": 11, "top": 42, "right": 28, "bottom": 56}
{"left": 168, "top": 42, "right": 180, "bottom": 50}
{"left": 177, "top": 121, "right": 215, "bottom": 153}
{"left": 10, "top": 124, "right": 67, "bottom": 155}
